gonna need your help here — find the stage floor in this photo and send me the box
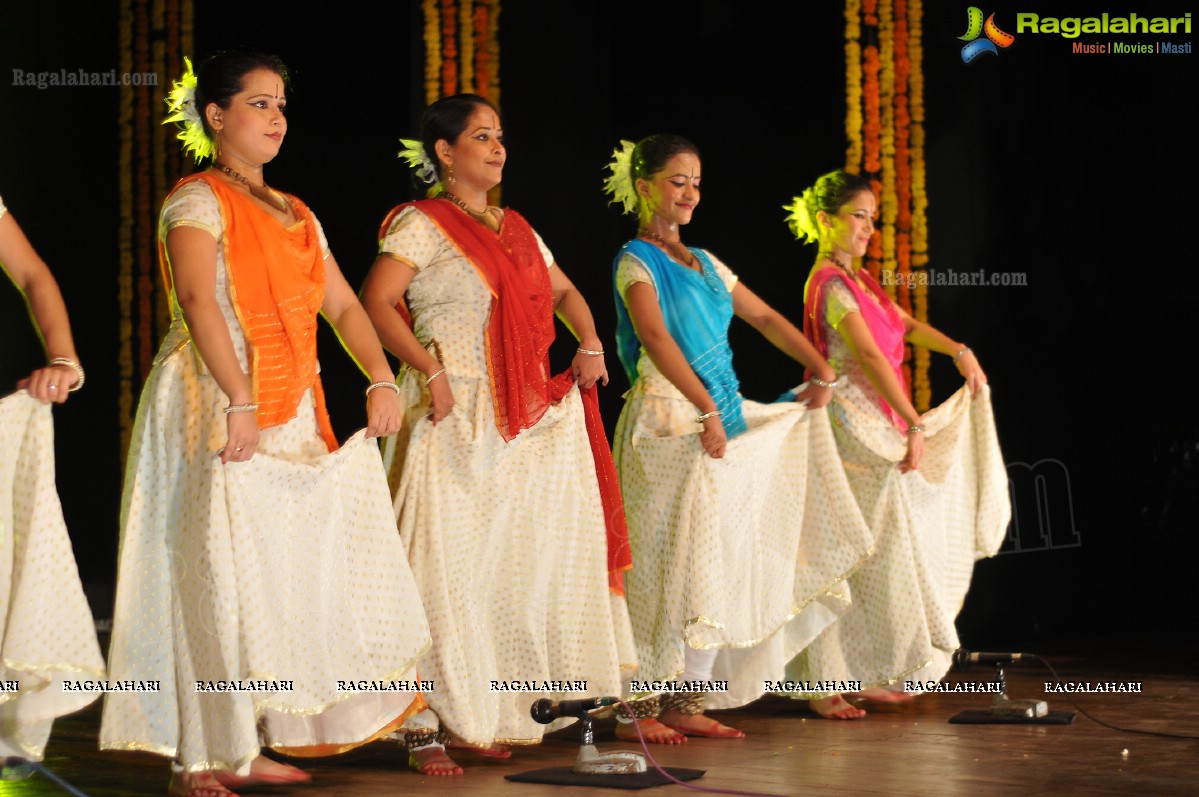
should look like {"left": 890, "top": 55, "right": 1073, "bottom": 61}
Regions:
{"left": 18, "top": 633, "right": 1198, "bottom": 797}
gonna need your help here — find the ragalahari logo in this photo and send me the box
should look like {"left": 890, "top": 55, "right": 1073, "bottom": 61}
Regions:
{"left": 959, "top": 7, "right": 1016, "bottom": 62}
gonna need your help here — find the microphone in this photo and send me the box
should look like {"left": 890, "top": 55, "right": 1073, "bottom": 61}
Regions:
{"left": 530, "top": 696, "right": 619, "bottom": 723}
{"left": 953, "top": 649, "right": 1032, "bottom": 669}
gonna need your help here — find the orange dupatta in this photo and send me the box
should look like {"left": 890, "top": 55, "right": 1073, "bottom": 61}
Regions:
{"left": 379, "top": 200, "right": 632, "bottom": 594}
{"left": 160, "top": 172, "right": 338, "bottom": 451}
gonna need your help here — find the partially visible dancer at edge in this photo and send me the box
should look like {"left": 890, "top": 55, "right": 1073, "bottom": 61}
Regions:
{"left": 780, "top": 169, "right": 1010, "bottom": 717}
{"left": 601, "top": 134, "right": 873, "bottom": 736}
{"left": 99, "top": 52, "right": 431, "bottom": 797}
{"left": 360, "top": 93, "right": 635, "bottom": 776}
{"left": 0, "top": 193, "right": 105, "bottom": 770}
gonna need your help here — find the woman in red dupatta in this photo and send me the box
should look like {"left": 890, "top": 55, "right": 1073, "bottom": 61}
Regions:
{"left": 100, "top": 53, "right": 431, "bottom": 797}
{"left": 781, "top": 170, "right": 1010, "bottom": 718}
{"left": 360, "top": 94, "right": 634, "bottom": 776}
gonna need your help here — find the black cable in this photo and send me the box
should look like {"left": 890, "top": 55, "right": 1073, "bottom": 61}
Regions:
{"left": 1029, "top": 654, "right": 1199, "bottom": 740}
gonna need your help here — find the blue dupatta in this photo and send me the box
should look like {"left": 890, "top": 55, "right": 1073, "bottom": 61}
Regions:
{"left": 613, "top": 239, "right": 747, "bottom": 438}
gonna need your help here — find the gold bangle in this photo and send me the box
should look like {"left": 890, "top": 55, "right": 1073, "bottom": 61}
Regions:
{"left": 224, "top": 403, "right": 258, "bottom": 414}
{"left": 906, "top": 424, "right": 926, "bottom": 435}
{"left": 810, "top": 375, "right": 838, "bottom": 389}
{"left": 696, "top": 410, "right": 721, "bottom": 424}
{"left": 365, "top": 381, "right": 400, "bottom": 396}
{"left": 576, "top": 347, "right": 604, "bottom": 356}
{"left": 49, "top": 357, "right": 86, "bottom": 392}
{"left": 424, "top": 368, "right": 447, "bottom": 385}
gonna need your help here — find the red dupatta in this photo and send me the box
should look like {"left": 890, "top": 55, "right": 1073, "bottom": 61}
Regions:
{"left": 804, "top": 264, "right": 909, "bottom": 431}
{"left": 160, "top": 172, "right": 338, "bottom": 450}
{"left": 379, "top": 199, "right": 632, "bottom": 594}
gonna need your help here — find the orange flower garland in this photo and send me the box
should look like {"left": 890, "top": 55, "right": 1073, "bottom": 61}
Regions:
{"left": 878, "top": 0, "right": 896, "bottom": 303}
{"left": 422, "top": 0, "right": 502, "bottom": 105}
{"left": 421, "top": 0, "right": 502, "bottom": 204}
{"left": 439, "top": 0, "right": 458, "bottom": 98}
{"left": 118, "top": 0, "right": 192, "bottom": 459}
{"left": 846, "top": 0, "right": 930, "bottom": 408}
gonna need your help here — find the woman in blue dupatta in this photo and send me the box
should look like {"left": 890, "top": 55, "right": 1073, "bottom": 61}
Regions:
{"left": 603, "top": 135, "right": 875, "bottom": 739}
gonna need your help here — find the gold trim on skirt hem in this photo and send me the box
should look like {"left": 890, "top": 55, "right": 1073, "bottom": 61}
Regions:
{"left": 271, "top": 693, "right": 429, "bottom": 758}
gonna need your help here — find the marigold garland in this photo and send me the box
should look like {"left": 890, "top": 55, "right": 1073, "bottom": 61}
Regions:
{"left": 846, "top": 0, "right": 930, "bottom": 408}
{"left": 119, "top": 0, "right": 191, "bottom": 460}
{"left": 844, "top": 0, "right": 863, "bottom": 170}
{"left": 878, "top": 0, "right": 896, "bottom": 302}
{"left": 439, "top": 0, "right": 458, "bottom": 98}
{"left": 421, "top": 1, "right": 501, "bottom": 105}
{"left": 473, "top": 3, "right": 489, "bottom": 97}
{"left": 423, "top": 0, "right": 442, "bottom": 104}
{"left": 420, "top": 0, "right": 502, "bottom": 204}
{"left": 458, "top": 0, "right": 474, "bottom": 92}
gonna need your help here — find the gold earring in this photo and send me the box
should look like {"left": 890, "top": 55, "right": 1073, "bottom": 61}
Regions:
{"left": 446, "top": 162, "right": 455, "bottom": 184}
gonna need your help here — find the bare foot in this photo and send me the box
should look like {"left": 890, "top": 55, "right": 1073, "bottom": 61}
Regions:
{"left": 214, "top": 755, "right": 311, "bottom": 789}
{"left": 809, "top": 694, "right": 867, "bottom": 719}
{"left": 408, "top": 747, "right": 464, "bottom": 776}
{"left": 169, "top": 770, "right": 238, "bottom": 797}
{"left": 446, "top": 739, "right": 512, "bottom": 758}
{"left": 659, "top": 709, "right": 745, "bottom": 738}
{"left": 853, "top": 688, "right": 916, "bottom": 703}
{"left": 615, "top": 717, "right": 687, "bottom": 744}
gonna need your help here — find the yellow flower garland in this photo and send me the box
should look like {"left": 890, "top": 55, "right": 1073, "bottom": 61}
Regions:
{"left": 844, "top": 0, "right": 863, "bottom": 170}
{"left": 423, "top": 0, "right": 442, "bottom": 104}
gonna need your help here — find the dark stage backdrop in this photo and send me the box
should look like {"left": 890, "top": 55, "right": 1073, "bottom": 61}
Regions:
{"left": 1, "top": 2, "right": 1194, "bottom": 654}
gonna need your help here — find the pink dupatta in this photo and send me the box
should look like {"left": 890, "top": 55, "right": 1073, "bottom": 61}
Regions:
{"left": 804, "top": 265, "right": 909, "bottom": 430}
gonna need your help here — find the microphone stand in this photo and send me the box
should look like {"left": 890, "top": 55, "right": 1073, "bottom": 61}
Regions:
{"left": 985, "top": 661, "right": 1050, "bottom": 719}
{"left": 509, "top": 698, "right": 706, "bottom": 787}
{"left": 949, "top": 652, "right": 1075, "bottom": 725}
{"left": 571, "top": 715, "right": 647, "bottom": 775}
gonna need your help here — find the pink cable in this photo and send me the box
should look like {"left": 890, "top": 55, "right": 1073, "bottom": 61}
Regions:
{"left": 612, "top": 699, "right": 790, "bottom": 797}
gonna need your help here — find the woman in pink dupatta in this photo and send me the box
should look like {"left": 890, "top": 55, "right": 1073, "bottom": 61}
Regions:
{"left": 780, "top": 170, "right": 1011, "bottom": 718}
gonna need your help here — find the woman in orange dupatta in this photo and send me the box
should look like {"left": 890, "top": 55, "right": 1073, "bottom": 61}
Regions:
{"left": 99, "top": 52, "right": 431, "bottom": 797}
{"left": 360, "top": 94, "right": 635, "bottom": 776}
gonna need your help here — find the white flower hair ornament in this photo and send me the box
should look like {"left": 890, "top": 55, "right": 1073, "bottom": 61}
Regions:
{"left": 398, "top": 139, "right": 439, "bottom": 186}
{"left": 602, "top": 140, "right": 639, "bottom": 216}
{"left": 783, "top": 188, "right": 821, "bottom": 244}
{"left": 163, "top": 57, "right": 213, "bottom": 163}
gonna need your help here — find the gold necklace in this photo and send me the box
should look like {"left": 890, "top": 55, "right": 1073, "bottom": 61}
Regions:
{"left": 817, "top": 251, "right": 852, "bottom": 269}
{"left": 638, "top": 227, "right": 698, "bottom": 269}
{"left": 441, "top": 191, "right": 490, "bottom": 218}
{"left": 214, "top": 162, "right": 289, "bottom": 213}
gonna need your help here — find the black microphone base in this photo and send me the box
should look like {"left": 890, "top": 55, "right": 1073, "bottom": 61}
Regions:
{"left": 950, "top": 708, "right": 1077, "bottom": 725}
{"left": 505, "top": 765, "right": 704, "bottom": 790}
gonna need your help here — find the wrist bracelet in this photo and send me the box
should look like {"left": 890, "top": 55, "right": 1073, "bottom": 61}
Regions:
{"left": 576, "top": 347, "right": 604, "bottom": 356}
{"left": 366, "top": 380, "right": 400, "bottom": 397}
{"left": 954, "top": 347, "right": 973, "bottom": 362}
{"left": 906, "top": 424, "right": 926, "bottom": 435}
{"left": 49, "top": 357, "right": 86, "bottom": 392}
{"left": 696, "top": 410, "right": 721, "bottom": 424}
{"left": 424, "top": 368, "right": 447, "bottom": 385}
{"left": 224, "top": 403, "right": 258, "bottom": 414}
{"left": 810, "top": 375, "right": 838, "bottom": 389}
